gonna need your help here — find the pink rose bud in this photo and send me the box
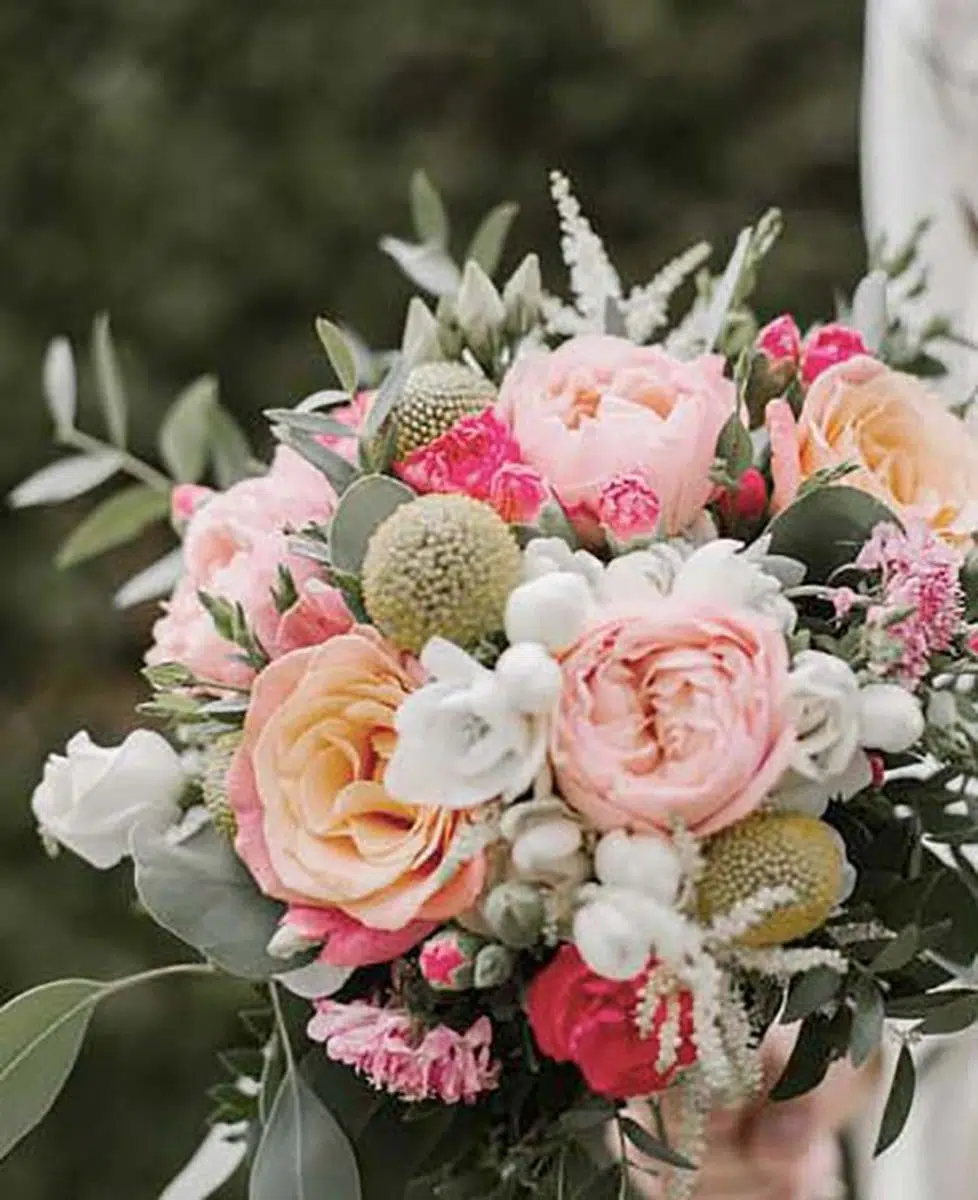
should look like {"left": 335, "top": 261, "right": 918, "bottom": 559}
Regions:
{"left": 868, "top": 752, "right": 886, "bottom": 790}
{"left": 801, "top": 323, "right": 870, "bottom": 386}
{"left": 418, "top": 929, "right": 486, "bottom": 991}
{"left": 597, "top": 472, "right": 662, "bottom": 541}
{"left": 756, "top": 314, "right": 802, "bottom": 367}
{"left": 967, "top": 628, "right": 978, "bottom": 656}
{"left": 488, "top": 462, "right": 549, "bottom": 524}
{"left": 170, "top": 483, "right": 214, "bottom": 529}
{"left": 717, "top": 466, "right": 767, "bottom": 527}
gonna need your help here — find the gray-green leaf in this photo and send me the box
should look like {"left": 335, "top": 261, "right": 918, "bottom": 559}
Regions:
{"left": 42, "top": 337, "right": 76, "bottom": 432}
{"left": 410, "top": 169, "right": 449, "bottom": 248}
{"left": 113, "top": 547, "right": 183, "bottom": 609}
{"left": 466, "top": 202, "right": 519, "bottom": 278}
{"left": 56, "top": 484, "right": 170, "bottom": 568}
{"left": 160, "top": 375, "right": 219, "bottom": 482}
{"left": 765, "top": 485, "right": 900, "bottom": 583}
{"left": 379, "top": 236, "right": 461, "bottom": 297}
{"left": 8, "top": 452, "right": 122, "bottom": 509}
{"left": 92, "top": 313, "right": 128, "bottom": 447}
{"left": 249, "top": 1069, "right": 361, "bottom": 1200}
{"left": 272, "top": 427, "right": 358, "bottom": 496}
{"left": 328, "top": 475, "right": 415, "bottom": 574}
{"left": 849, "top": 975, "right": 885, "bottom": 1067}
{"left": 781, "top": 966, "right": 842, "bottom": 1024}
{"left": 875, "top": 1044, "right": 915, "bottom": 1156}
{"left": 0, "top": 978, "right": 105, "bottom": 1158}
{"left": 915, "top": 992, "right": 978, "bottom": 1036}
{"left": 315, "top": 319, "right": 358, "bottom": 395}
{"left": 208, "top": 404, "right": 255, "bottom": 487}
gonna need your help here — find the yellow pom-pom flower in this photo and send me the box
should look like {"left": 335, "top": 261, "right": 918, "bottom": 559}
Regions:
{"left": 697, "top": 811, "right": 844, "bottom": 948}
{"left": 362, "top": 494, "right": 521, "bottom": 653}
{"left": 395, "top": 362, "right": 497, "bottom": 459}
{"left": 201, "top": 731, "right": 241, "bottom": 838}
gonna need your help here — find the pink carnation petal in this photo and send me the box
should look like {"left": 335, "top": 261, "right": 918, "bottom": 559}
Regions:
{"left": 765, "top": 398, "right": 802, "bottom": 513}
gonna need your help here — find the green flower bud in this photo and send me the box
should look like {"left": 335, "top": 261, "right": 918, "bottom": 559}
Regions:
{"left": 481, "top": 881, "right": 545, "bottom": 948}
{"left": 473, "top": 943, "right": 516, "bottom": 989}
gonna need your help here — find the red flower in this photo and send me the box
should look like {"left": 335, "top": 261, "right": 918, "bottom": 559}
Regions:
{"left": 800, "top": 324, "right": 870, "bottom": 386}
{"left": 716, "top": 466, "right": 768, "bottom": 527}
{"left": 525, "top": 945, "right": 697, "bottom": 1098}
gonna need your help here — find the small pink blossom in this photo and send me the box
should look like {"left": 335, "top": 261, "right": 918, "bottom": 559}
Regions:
{"left": 316, "top": 391, "right": 373, "bottom": 462}
{"left": 967, "top": 628, "right": 978, "bottom": 656}
{"left": 801, "top": 324, "right": 870, "bottom": 386}
{"left": 489, "top": 462, "right": 548, "bottom": 524}
{"left": 308, "top": 1000, "right": 500, "bottom": 1105}
{"left": 597, "top": 472, "right": 661, "bottom": 541}
{"left": 171, "top": 483, "right": 214, "bottom": 527}
{"left": 756, "top": 315, "right": 802, "bottom": 367}
{"left": 832, "top": 587, "right": 858, "bottom": 620}
{"left": 868, "top": 753, "right": 886, "bottom": 789}
{"left": 857, "top": 521, "right": 965, "bottom": 687}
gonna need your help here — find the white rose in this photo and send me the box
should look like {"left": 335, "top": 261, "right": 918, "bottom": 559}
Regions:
{"left": 385, "top": 638, "right": 549, "bottom": 809}
{"left": 31, "top": 729, "right": 187, "bottom": 869}
{"left": 505, "top": 572, "right": 594, "bottom": 653}
{"left": 858, "top": 683, "right": 925, "bottom": 753}
{"left": 597, "top": 543, "right": 688, "bottom": 608}
{"left": 671, "top": 538, "right": 798, "bottom": 632}
{"left": 593, "top": 830, "right": 683, "bottom": 907}
{"left": 787, "top": 651, "right": 863, "bottom": 781}
{"left": 520, "top": 536, "right": 604, "bottom": 587}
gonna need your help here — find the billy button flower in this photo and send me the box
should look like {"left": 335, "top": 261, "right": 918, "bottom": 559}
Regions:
{"left": 393, "top": 361, "right": 497, "bottom": 460}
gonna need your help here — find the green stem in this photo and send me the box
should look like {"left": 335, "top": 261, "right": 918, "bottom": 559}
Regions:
{"left": 269, "top": 979, "right": 297, "bottom": 1080}
{"left": 616, "top": 1117, "right": 629, "bottom": 1200}
{"left": 61, "top": 427, "right": 173, "bottom": 493}
{"left": 102, "top": 960, "right": 216, "bottom": 999}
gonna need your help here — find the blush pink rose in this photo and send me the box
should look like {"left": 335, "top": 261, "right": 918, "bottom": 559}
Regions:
{"left": 147, "top": 447, "right": 342, "bottom": 686}
{"left": 316, "top": 390, "right": 373, "bottom": 462}
{"left": 496, "top": 335, "right": 733, "bottom": 537}
{"left": 552, "top": 606, "right": 795, "bottom": 836}
{"left": 227, "top": 627, "right": 486, "bottom": 932}
{"left": 275, "top": 904, "right": 434, "bottom": 968}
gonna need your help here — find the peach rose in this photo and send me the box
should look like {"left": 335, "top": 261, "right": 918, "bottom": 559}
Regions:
{"left": 767, "top": 356, "right": 978, "bottom": 543}
{"left": 552, "top": 607, "right": 795, "bottom": 835}
{"left": 147, "top": 446, "right": 345, "bottom": 686}
{"left": 496, "top": 335, "right": 733, "bottom": 536}
{"left": 228, "top": 628, "right": 486, "bottom": 931}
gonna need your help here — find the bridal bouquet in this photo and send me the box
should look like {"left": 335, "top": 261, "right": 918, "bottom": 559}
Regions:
{"left": 7, "top": 171, "right": 978, "bottom": 1200}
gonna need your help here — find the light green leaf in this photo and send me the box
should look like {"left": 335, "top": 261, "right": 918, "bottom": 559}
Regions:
{"left": 315, "top": 319, "right": 358, "bottom": 395}
{"left": 275, "top": 962, "right": 353, "bottom": 1000}
{"left": 208, "top": 404, "right": 254, "bottom": 487}
{"left": 379, "top": 236, "right": 461, "bottom": 297}
{"left": 264, "top": 409, "right": 356, "bottom": 439}
{"left": 113, "top": 547, "right": 183, "bottom": 609}
{"left": 781, "top": 966, "right": 842, "bottom": 1025}
{"left": 8, "top": 452, "right": 122, "bottom": 509}
{"left": 765, "top": 485, "right": 900, "bottom": 583}
{"left": 875, "top": 1044, "right": 915, "bottom": 1156}
{"left": 56, "top": 484, "right": 169, "bottom": 568}
{"left": 466, "top": 202, "right": 519, "bottom": 278}
{"left": 362, "top": 356, "right": 409, "bottom": 441}
{"left": 849, "top": 975, "right": 885, "bottom": 1067}
{"left": 329, "top": 475, "right": 416, "bottom": 575}
{"left": 715, "top": 414, "right": 753, "bottom": 478}
{"left": 249, "top": 1069, "right": 361, "bottom": 1200}
{"left": 42, "top": 338, "right": 76, "bottom": 432}
{"left": 92, "top": 313, "right": 128, "bottom": 447}
{"left": 132, "top": 823, "right": 290, "bottom": 980}
{"left": 870, "top": 925, "right": 920, "bottom": 974}
{"left": 0, "top": 978, "right": 105, "bottom": 1158}
{"left": 410, "top": 169, "right": 449, "bottom": 248}
{"left": 160, "top": 375, "right": 219, "bottom": 482}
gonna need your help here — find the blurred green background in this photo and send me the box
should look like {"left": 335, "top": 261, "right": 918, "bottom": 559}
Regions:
{"left": 0, "top": 2, "right": 865, "bottom": 1196}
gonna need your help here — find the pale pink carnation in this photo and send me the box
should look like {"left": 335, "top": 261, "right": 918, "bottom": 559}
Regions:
{"left": 857, "top": 521, "right": 965, "bottom": 687}
{"left": 756, "top": 314, "right": 802, "bottom": 368}
{"left": 597, "top": 472, "right": 661, "bottom": 540}
{"left": 308, "top": 1001, "right": 500, "bottom": 1105}
{"left": 801, "top": 324, "right": 870, "bottom": 386}
{"left": 489, "top": 462, "right": 548, "bottom": 524}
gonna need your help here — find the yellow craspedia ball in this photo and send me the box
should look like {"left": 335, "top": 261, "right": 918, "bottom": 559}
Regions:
{"left": 395, "top": 362, "right": 497, "bottom": 459}
{"left": 697, "top": 812, "right": 844, "bottom": 948}
{"left": 362, "top": 494, "right": 521, "bottom": 653}
{"left": 201, "top": 731, "right": 241, "bottom": 838}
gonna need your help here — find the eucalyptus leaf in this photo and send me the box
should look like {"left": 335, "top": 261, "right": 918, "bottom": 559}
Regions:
{"left": 849, "top": 975, "right": 885, "bottom": 1067}
{"left": 208, "top": 405, "right": 255, "bottom": 487}
{"left": 92, "top": 313, "right": 128, "bottom": 447}
{"left": 275, "top": 961, "right": 353, "bottom": 1000}
{"left": 715, "top": 414, "right": 753, "bottom": 478}
{"left": 295, "top": 389, "right": 352, "bottom": 414}
{"left": 56, "top": 485, "right": 169, "bottom": 568}
{"left": 915, "top": 992, "right": 978, "bottom": 1036}
{"left": 362, "top": 355, "right": 409, "bottom": 441}
{"left": 328, "top": 475, "right": 416, "bottom": 574}
{"left": 315, "top": 319, "right": 358, "bottom": 395}
{"left": 114, "top": 547, "right": 184, "bottom": 609}
{"left": 875, "top": 1044, "right": 915, "bottom": 1156}
{"left": 410, "top": 169, "right": 449, "bottom": 248}
{"left": 249, "top": 1069, "right": 361, "bottom": 1200}
{"left": 618, "top": 1117, "right": 695, "bottom": 1171}
{"left": 781, "top": 966, "right": 842, "bottom": 1024}
{"left": 379, "top": 236, "right": 461, "bottom": 297}
{"left": 0, "top": 978, "right": 105, "bottom": 1158}
{"left": 42, "top": 337, "right": 76, "bottom": 432}
{"left": 870, "top": 925, "right": 920, "bottom": 973}
{"left": 132, "top": 823, "right": 289, "bottom": 980}
{"left": 272, "top": 427, "right": 358, "bottom": 496}
{"left": 765, "top": 486, "right": 900, "bottom": 582}
{"left": 160, "top": 376, "right": 219, "bottom": 482}
{"left": 466, "top": 202, "right": 519, "bottom": 278}
{"left": 8, "top": 451, "right": 122, "bottom": 509}
{"left": 264, "top": 409, "right": 356, "bottom": 439}
{"left": 770, "top": 1012, "right": 847, "bottom": 1102}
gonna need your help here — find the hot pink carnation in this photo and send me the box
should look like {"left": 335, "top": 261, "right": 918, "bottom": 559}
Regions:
{"left": 496, "top": 335, "right": 733, "bottom": 538}
{"left": 552, "top": 606, "right": 795, "bottom": 835}
{"left": 800, "top": 323, "right": 870, "bottom": 386}
{"left": 147, "top": 447, "right": 344, "bottom": 686}
{"left": 597, "top": 472, "right": 661, "bottom": 541}
{"left": 308, "top": 1001, "right": 500, "bottom": 1104}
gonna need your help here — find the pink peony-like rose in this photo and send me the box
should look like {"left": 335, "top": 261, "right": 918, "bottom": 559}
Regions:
{"left": 552, "top": 606, "right": 795, "bottom": 836}
{"left": 316, "top": 390, "right": 373, "bottom": 462}
{"left": 170, "top": 483, "right": 214, "bottom": 528}
{"left": 147, "top": 447, "right": 343, "bottom": 686}
{"left": 496, "top": 335, "right": 733, "bottom": 537}
{"left": 526, "top": 946, "right": 696, "bottom": 1098}
{"left": 800, "top": 324, "right": 870, "bottom": 386}
{"left": 227, "top": 627, "right": 486, "bottom": 931}
{"left": 597, "top": 472, "right": 661, "bottom": 541}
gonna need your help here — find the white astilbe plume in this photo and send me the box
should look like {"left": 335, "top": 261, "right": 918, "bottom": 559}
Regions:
{"left": 732, "top": 945, "right": 848, "bottom": 979}
{"left": 623, "top": 241, "right": 712, "bottom": 343}
{"left": 663, "top": 1070, "right": 711, "bottom": 1200}
{"left": 547, "top": 170, "right": 621, "bottom": 330}
{"left": 703, "top": 885, "right": 797, "bottom": 947}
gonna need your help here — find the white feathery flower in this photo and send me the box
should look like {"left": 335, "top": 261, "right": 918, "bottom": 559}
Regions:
{"left": 549, "top": 170, "right": 622, "bottom": 326}
{"left": 622, "top": 240, "right": 712, "bottom": 343}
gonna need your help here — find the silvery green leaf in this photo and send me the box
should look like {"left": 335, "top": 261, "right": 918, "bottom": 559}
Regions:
{"left": 315, "top": 319, "right": 358, "bottom": 395}
{"left": 92, "top": 313, "right": 128, "bottom": 447}
{"left": 852, "top": 269, "right": 889, "bottom": 353}
{"left": 328, "top": 474, "right": 415, "bottom": 574}
{"left": 114, "top": 547, "right": 184, "bottom": 609}
{"left": 0, "top": 978, "right": 105, "bottom": 1158}
{"left": 295, "top": 389, "right": 350, "bottom": 414}
{"left": 264, "top": 409, "right": 355, "bottom": 439}
{"left": 379, "top": 236, "right": 461, "bottom": 297}
{"left": 362, "top": 355, "right": 409, "bottom": 441}
{"left": 208, "top": 405, "right": 254, "bottom": 488}
{"left": 502, "top": 253, "right": 542, "bottom": 331}
{"left": 275, "top": 962, "right": 353, "bottom": 1000}
{"left": 42, "top": 337, "right": 76, "bottom": 432}
{"left": 466, "top": 202, "right": 519, "bottom": 278}
{"left": 249, "top": 1070, "right": 361, "bottom": 1200}
{"left": 455, "top": 260, "right": 505, "bottom": 345}
{"left": 700, "top": 226, "right": 752, "bottom": 352}
{"left": 158, "top": 1122, "right": 248, "bottom": 1200}
{"left": 272, "top": 427, "right": 358, "bottom": 496}
{"left": 400, "top": 297, "right": 442, "bottom": 365}
{"left": 849, "top": 976, "right": 885, "bottom": 1068}
{"left": 875, "top": 1044, "right": 915, "bottom": 1156}
{"left": 409, "top": 169, "right": 449, "bottom": 248}
{"left": 160, "top": 376, "right": 219, "bottom": 483}
{"left": 56, "top": 484, "right": 170, "bottom": 568}
{"left": 8, "top": 451, "right": 122, "bottom": 509}
{"left": 132, "top": 822, "right": 288, "bottom": 980}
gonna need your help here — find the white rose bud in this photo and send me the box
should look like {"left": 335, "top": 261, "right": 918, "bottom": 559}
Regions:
{"left": 505, "top": 572, "right": 593, "bottom": 653}
{"left": 400, "top": 296, "right": 442, "bottom": 365}
{"left": 31, "top": 729, "right": 186, "bottom": 869}
{"left": 573, "top": 900, "right": 650, "bottom": 981}
{"left": 494, "top": 643, "right": 563, "bottom": 715}
{"left": 502, "top": 253, "right": 543, "bottom": 333}
{"left": 511, "top": 817, "right": 582, "bottom": 876}
{"left": 858, "top": 683, "right": 925, "bottom": 753}
{"left": 594, "top": 830, "right": 683, "bottom": 907}
{"left": 455, "top": 259, "right": 506, "bottom": 347}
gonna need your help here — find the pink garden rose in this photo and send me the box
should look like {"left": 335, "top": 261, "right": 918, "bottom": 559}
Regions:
{"left": 496, "top": 335, "right": 733, "bottom": 537}
{"left": 316, "top": 390, "right": 373, "bottom": 461}
{"left": 147, "top": 447, "right": 345, "bottom": 686}
{"left": 227, "top": 627, "right": 486, "bottom": 932}
{"left": 274, "top": 904, "right": 434, "bottom": 968}
{"left": 551, "top": 606, "right": 795, "bottom": 835}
